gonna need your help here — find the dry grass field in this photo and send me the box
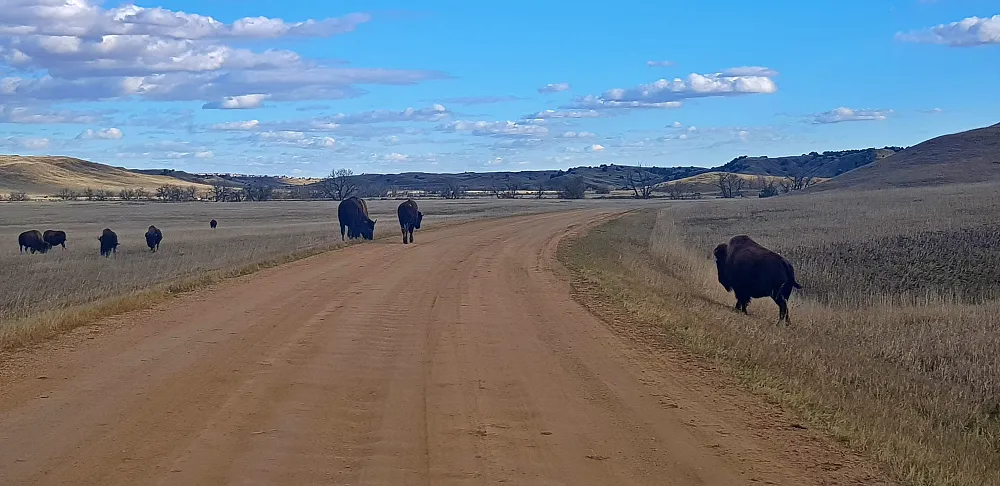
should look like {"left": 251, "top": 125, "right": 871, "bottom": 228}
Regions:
{"left": 0, "top": 155, "right": 213, "bottom": 197}
{"left": 0, "top": 198, "right": 595, "bottom": 348}
{"left": 560, "top": 181, "right": 1000, "bottom": 486}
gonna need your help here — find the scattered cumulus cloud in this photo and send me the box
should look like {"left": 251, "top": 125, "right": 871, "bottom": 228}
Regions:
{"left": 77, "top": 127, "right": 124, "bottom": 140}
{"left": 2, "top": 136, "right": 51, "bottom": 150}
{"left": 203, "top": 94, "right": 270, "bottom": 109}
{"left": 570, "top": 71, "right": 778, "bottom": 110}
{"left": 585, "top": 144, "right": 605, "bottom": 152}
{"left": 439, "top": 95, "right": 524, "bottom": 105}
{"left": 647, "top": 60, "right": 674, "bottom": 67}
{"left": 209, "top": 120, "right": 260, "bottom": 130}
{"left": 0, "top": 105, "right": 109, "bottom": 124}
{"left": 525, "top": 109, "right": 601, "bottom": 120}
{"left": 559, "top": 131, "right": 596, "bottom": 138}
{"left": 439, "top": 120, "right": 548, "bottom": 137}
{"left": 537, "top": 82, "right": 570, "bottom": 94}
{"left": 812, "top": 107, "right": 892, "bottom": 124}
{"left": 897, "top": 15, "right": 1000, "bottom": 46}
{"left": 330, "top": 104, "right": 448, "bottom": 124}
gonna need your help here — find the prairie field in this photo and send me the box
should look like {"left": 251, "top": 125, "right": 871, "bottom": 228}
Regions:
{"left": 560, "top": 181, "right": 1000, "bottom": 486}
{"left": 0, "top": 197, "right": 607, "bottom": 347}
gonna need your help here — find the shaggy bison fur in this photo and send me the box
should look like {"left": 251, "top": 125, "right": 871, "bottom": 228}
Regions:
{"left": 42, "top": 229, "right": 67, "bottom": 249}
{"left": 396, "top": 199, "right": 423, "bottom": 244}
{"left": 713, "top": 235, "right": 801, "bottom": 323}
{"left": 99, "top": 228, "right": 119, "bottom": 258}
{"left": 338, "top": 196, "right": 376, "bottom": 241}
{"left": 145, "top": 225, "right": 162, "bottom": 252}
{"left": 18, "top": 230, "right": 51, "bottom": 254}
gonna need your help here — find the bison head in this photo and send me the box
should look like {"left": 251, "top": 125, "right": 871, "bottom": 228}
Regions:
{"left": 713, "top": 243, "right": 732, "bottom": 292}
{"left": 361, "top": 218, "right": 377, "bottom": 240}
{"left": 415, "top": 211, "right": 423, "bottom": 229}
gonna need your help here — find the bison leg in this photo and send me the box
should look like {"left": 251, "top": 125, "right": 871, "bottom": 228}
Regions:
{"left": 734, "top": 294, "right": 750, "bottom": 314}
{"left": 409, "top": 226, "right": 415, "bottom": 243}
{"left": 773, "top": 295, "right": 790, "bottom": 324}
{"left": 401, "top": 225, "right": 408, "bottom": 244}
{"left": 340, "top": 223, "right": 347, "bottom": 241}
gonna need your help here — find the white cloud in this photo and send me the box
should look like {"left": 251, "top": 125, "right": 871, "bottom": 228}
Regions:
{"left": 256, "top": 130, "right": 336, "bottom": 148}
{"left": 560, "top": 131, "right": 596, "bottom": 138}
{"left": 194, "top": 150, "right": 214, "bottom": 158}
{"left": 570, "top": 71, "right": 777, "bottom": 110}
{"left": 670, "top": 121, "right": 683, "bottom": 128}
{"left": 721, "top": 66, "right": 779, "bottom": 77}
{"left": 585, "top": 144, "right": 605, "bottom": 152}
{"left": 77, "top": 127, "right": 123, "bottom": 140}
{"left": 440, "top": 120, "right": 549, "bottom": 137}
{"left": 647, "top": 60, "right": 674, "bottom": 67}
{"left": 0, "top": 4, "right": 444, "bottom": 106}
{"left": 203, "top": 94, "right": 269, "bottom": 110}
{"left": 330, "top": 104, "right": 449, "bottom": 124}
{"left": 538, "top": 82, "right": 570, "bottom": 94}
{"left": 526, "top": 109, "right": 601, "bottom": 120}
{"left": 0, "top": 104, "right": 108, "bottom": 124}
{"left": 897, "top": 15, "right": 1000, "bottom": 46}
{"left": 812, "top": 107, "right": 892, "bottom": 124}
{"left": 259, "top": 130, "right": 306, "bottom": 141}
{"left": 209, "top": 120, "right": 260, "bottom": 130}
{"left": 383, "top": 152, "right": 409, "bottom": 162}
{"left": 14, "top": 137, "right": 50, "bottom": 150}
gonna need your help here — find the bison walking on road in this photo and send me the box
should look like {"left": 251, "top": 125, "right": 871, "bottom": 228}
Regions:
{"left": 713, "top": 235, "right": 802, "bottom": 323}
{"left": 210, "top": 219, "right": 218, "bottom": 229}
{"left": 145, "top": 225, "right": 162, "bottom": 252}
{"left": 396, "top": 199, "right": 423, "bottom": 244}
{"left": 338, "top": 196, "right": 376, "bottom": 241}
{"left": 18, "top": 230, "right": 51, "bottom": 254}
{"left": 42, "top": 230, "right": 67, "bottom": 249}
{"left": 99, "top": 228, "right": 119, "bottom": 258}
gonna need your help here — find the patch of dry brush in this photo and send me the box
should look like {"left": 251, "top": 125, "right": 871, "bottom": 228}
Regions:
{"left": 560, "top": 182, "right": 1000, "bottom": 486}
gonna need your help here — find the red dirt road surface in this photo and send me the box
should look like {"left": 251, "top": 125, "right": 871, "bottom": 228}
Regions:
{"left": 0, "top": 210, "right": 885, "bottom": 485}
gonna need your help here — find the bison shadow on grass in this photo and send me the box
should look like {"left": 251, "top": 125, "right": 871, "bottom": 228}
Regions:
{"left": 713, "top": 235, "right": 802, "bottom": 324}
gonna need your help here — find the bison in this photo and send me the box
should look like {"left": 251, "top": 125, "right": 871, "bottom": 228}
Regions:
{"left": 713, "top": 235, "right": 802, "bottom": 323}
{"left": 338, "top": 196, "right": 376, "bottom": 241}
{"left": 210, "top": 219, "right": 218, "bottom": 229}
{"left": 396, "top": 199, "right": 423, "bottom": 244}
{"left": 145, "top": 225, "right": 162, "bottom": 252}
{"left": 18, "top": 230, "right": 51, "bottom": 254}
{"left": 42, "top": 230, "right": 67, "bottom": 249}
{"left": 98, "top": 228, "right": 119, "bottom": 258}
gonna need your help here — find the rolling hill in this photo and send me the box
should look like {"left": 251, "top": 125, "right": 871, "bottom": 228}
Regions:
{"left": 716, "top": 147, "right": 904, "bottom": 178}
{"left": 811, "top": 123, "right": 1000, "bottom": 191}
{"left": 0, "top": 156, "right": 212, "bottom": 197}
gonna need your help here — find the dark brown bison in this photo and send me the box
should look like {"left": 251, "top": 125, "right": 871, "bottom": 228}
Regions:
{"left": 338, "top": 196, "right": 376, "bottom": 241}
{"left": 210, "top": 219, "right": 218, "bottom": 229}
{"left": 18, "top": 230, "right": 51, "bottom": 254}
{"left": 145, "top": 225, "right": 162, "bottom": 252}
{"left": 42, "top": 230, "right": 67, "bottom": 249}
{"left": 713, "top": 235, "right": 801, "bottom": 323}
{"left": 396, "top": 199, "right": 423, "bottom": 244}
{"left": 98, "top": 228, "right": 119, "bottom": 258}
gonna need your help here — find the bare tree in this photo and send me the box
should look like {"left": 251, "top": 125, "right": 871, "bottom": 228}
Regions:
{"left": 321, "top": 168, "right": 358, "bottom": 200}
{"left": 665, "top": 182, "right": 687, "bottom": 200}
{"left": 56, "top": 188, "right": 74, "bottom": 201}
{"left": 82, "top": 187, "right": 95, "bottom": 201}
{"left": 6, "top": 191, "right": 29, "bottom": 202}
{"left": 626, "top": 166, "right": 656, "bottom": 199}
{"left": 245, "top": 182, "right": 274, "bottom": 201}
{"left": 93, "top": 189, "right": 111, "bottom": 201}
{"left": 489, "top": 176, "right": 518, "bottom": 199}
{"left": 441, "top": 180, "right": 465, "bottom": 199}
{"left": 757, "top": 176, "right": 779, "bottom": 198}
{"left": 559, "top": 176, "right": 587, "bottom": 199}
{"left": 534, "top": 182, "right": 546, "bottom": 199}
{"left": 781, "top": 173, "right": 818, "bottom": 193}
{"left": 716, "top": 172, "right": 746, "bottom": 199}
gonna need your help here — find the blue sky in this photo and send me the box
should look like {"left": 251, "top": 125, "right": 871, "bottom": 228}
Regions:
{"left": 0, "top": 0, "right": 998, "bottom": 176}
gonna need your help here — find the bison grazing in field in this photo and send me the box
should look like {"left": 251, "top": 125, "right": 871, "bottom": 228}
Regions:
{"left": 713, "top": 235, "right": 802, "bottom": 323}
{"left": 42, "top": 230, "right": 67, "bottom": 249}
{"left": 210, "top": 219, "right": 218, "bottom": 229}
{"left": 396, "top": 199, "right": 423, "bottom": 244}
{"left": 18, "top": 230, "right": 51, "bottom": 254}
{"left": 338, "top": 196, "right": 376, "bottom": 241}
{"left": 98, "top": 228, "right": 119, "bottom": 258}
{"left": 145, "top": 225, "right": 162, "bottom": 252}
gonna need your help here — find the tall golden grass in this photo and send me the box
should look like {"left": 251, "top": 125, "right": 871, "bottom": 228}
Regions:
{"left": 560, "top": 182, "right": 1000, "bottom": 486}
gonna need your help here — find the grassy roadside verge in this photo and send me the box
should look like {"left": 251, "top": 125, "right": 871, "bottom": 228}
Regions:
{"left": 557, "top": 209, "right": 999, "bottom": 486}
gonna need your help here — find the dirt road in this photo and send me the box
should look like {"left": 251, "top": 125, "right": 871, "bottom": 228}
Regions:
{"left": 0, "top": 210, "right": 881, "bottom": 485}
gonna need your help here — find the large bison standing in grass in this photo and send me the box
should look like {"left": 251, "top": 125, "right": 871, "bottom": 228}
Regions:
{"left": 338, "top": 196, "right": 376, "bottom": 241}
{"left": 18, "top": 230, "right": 51, "bottom": 254}
{"left": 145, "top": 225, "right": 162, "bottom": 252}
{"left": 42, "top": 230, "right": 67, "bottom": 249}
{"left": 396, "top": 199, "right": 423, "bottom": 244}
{"left": 99, "top": 228, "right": 119, "bottom": 258}
{"left": 713, "top": 235, "right": 802, "bottom": 323}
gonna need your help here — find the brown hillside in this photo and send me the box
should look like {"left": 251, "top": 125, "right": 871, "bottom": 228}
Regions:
{"left": 814, "top": 123, "right": 1000, "bottom": 191}
{"left": 0, "top": 155, "right": 211, "bottom": 196}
